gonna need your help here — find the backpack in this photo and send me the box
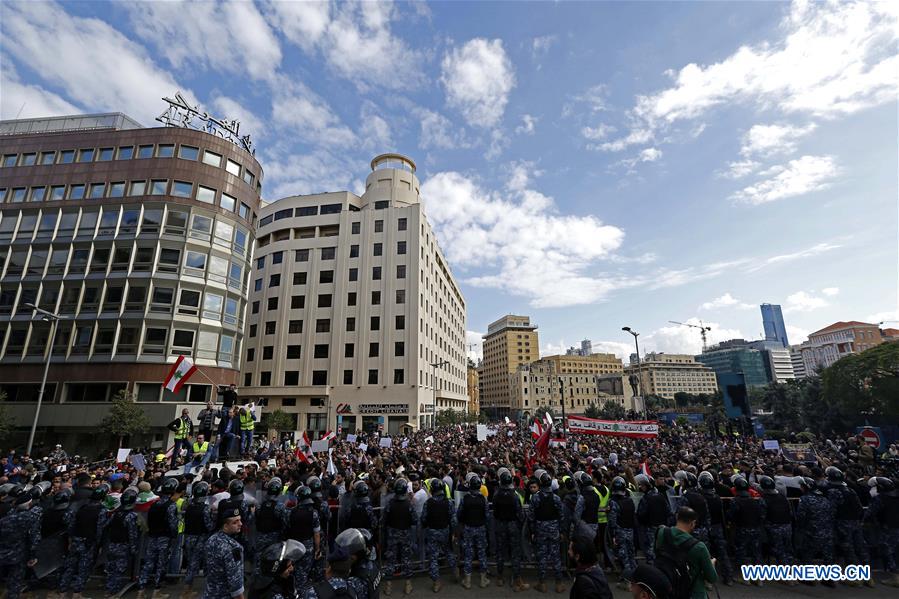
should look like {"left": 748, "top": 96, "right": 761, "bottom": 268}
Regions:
{"left": 654, "top": 527, "right": 698, "bottom": 599}
{"left": 312, "top": 581, "right": 357, "bottom": 599}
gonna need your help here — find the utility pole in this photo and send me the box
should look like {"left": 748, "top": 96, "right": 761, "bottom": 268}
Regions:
{"left": 25, "top": 304, "right": 65, "bottom": 455}
{"left": 430, "top": 360, "right": 449, "bottom": 428}
{"left": 557, "top": 376, "right": 567, "bottom": 437}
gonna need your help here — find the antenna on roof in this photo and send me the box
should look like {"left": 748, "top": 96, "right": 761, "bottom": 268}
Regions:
{"left": 15, "top": 103, "right": 26, "bottom": 119}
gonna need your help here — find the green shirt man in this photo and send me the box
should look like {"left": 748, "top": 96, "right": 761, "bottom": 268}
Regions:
{"left": 655, "top": 507, "right": 718, "bottom": 599}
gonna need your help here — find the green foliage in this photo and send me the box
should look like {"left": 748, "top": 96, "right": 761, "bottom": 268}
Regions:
{"left": 597, "top": 400, "right": 626, "bottom": 420}
{"left": 675, "top": 415, "right": 689, "bottom": 427}
{"left": 534, "top": 407, "right": 555, "bottom": 422}
{"left": 262, "top": 409, "right": 294, "bottom": 434}
{"left": 100, "top": 389, "right": 150, "bottom": 447}
{"left": 0, "top": 389, "right": 11, "bottom": 441}
{"left": 822, "top": 342, "right": 899, "bottom": 422}
{"left": 584, "top": 403, "right": 601, "bottom": 419}
{"left": 435, "top": 409, "right": 479, "bottom": 426}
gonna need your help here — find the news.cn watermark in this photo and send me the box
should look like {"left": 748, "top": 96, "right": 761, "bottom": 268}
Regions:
{"left": 741, "top": 564, "right": 871, "bottom": 583}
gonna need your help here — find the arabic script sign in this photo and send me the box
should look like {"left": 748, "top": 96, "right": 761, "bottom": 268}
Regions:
{"left": 157, "top": 92, "right": 254, "bottom": 155}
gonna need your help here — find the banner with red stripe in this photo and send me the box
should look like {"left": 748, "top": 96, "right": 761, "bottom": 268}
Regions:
{"left": 566, "top": 415, "right": 659, "bottom": 438}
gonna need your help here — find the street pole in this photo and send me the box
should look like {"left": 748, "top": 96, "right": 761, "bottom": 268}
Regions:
{"left": 430, "top": 360, "right": 449, "bottom": 428}
{"left": 622, "top": 327, "right": 645, "bottom": 419}
{"left": 25, "top": 304, "right": 63, "bottom": 455}
{"left": 557, "top": 376, "right": 567, "bottom": 438}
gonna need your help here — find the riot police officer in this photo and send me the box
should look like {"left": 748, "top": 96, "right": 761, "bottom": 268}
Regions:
{"left": 728, "top": 476, "right": 765, "bottom": 585}
{"left": 287, "top": 485, "right": 320, "bottom": 594}
{"left": 699, "top": 471, "right": 734, "bottom": 585}
{"left": 104, "top": 488, "right": 140, "bottom": 596}
{"left": 825, "top": 467, "right": 871, "bottom": 587}
{"left": 865, "top": 477, "right": 899, "bottom": 587}
{"left": 795, "top": 478, "right": 836, "bottom": 586}
{"left": 573, "top": 472, "right": 600, "bottom": 542}
{"left": 249, "top": 539, "right": 306, "bottom": 599}
{"left": 0, "top": 488, "right": 40, "bottom": 599}
{"left": 183, "top": 481, "right": 215, "bottom": 598}
{"left": 345, "top": 481, "right": 377, "bottom": 534}
{"left": 204, "top": 505, "right": 246, "bottom": 599}
{"left": 491, "top": 468, "right": 528, "bottom": 592}
{"left": 138, "top": 478, "right": 180, "bottom": 599}
{"left": 635, "top": 475, "right": 668, "bottom": 566}
{"left": 421, "top": 478, "right": 458, "bottom": 592}
{"left": 679, "top": 473, "right": 709, "bottom": 542}
{"left": 335, "top": 528, "right": 381, "bottom": 599}
{"left": 64, "top": 483, "right": 109, "bottom": 599}
{"left": 607, "top": 476, "right": 637, "bottom": 590}
{"left": 255, "top": 478, "right": 288, "bottom": 575}
{"left": 758, "top": 475, "right": 795, "bottom": 577}
{"left": 457, "top": 472, "right": 492, "bottom": 590}
{"left": 528, "top": 469, "right": 565, "bottom": 593}
{"left": 307, "top": 476, "right": 330, "bottom": 583}
{"left": 383, "top": 478, "right": 417, "bottom": 595}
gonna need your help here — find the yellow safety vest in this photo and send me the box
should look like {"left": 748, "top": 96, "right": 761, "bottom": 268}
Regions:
{"left": 594, "top": 486, "right": 611, "bottom": 524}
{"left": 176, "top": 497, "right": 186, "bottom": 534}
{"left": 423, "top": 479, "right": 452, "bottom": 499}
{"left": 192, "top": 441, "right": 209, "bottom": 454}
{"left": 240, "top": 412, "right": 255, "bottom": 431}
{"left": 175, "top": 418, "right": 189, "bottom": 440}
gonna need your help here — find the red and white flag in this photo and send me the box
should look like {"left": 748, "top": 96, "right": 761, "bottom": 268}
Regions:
{"left": 641, "top": 460, "right": 652, "bottom": 478}
{"left": 530, "top": 418, "right": 544, "bottom": 440}
{"left": 163, "top": 356, "right": 197, "bottom": 393}
{"left": 295, "top": 431, "right": 313, "bottom": 463}
{"left": 322, "top": 430, "right": 336, "bottom": 442}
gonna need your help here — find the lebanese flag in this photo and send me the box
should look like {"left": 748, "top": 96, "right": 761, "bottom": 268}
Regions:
{"left": 322, "top": 430, "right": 336, "bottom": 442}
{"left": 163, "top": 356, "right": 197, "bottom": 393}
{"left": 641, "top": 461, "right": 652, "bottom": 478}
{"left": 535, "top": 426, "right": 551, "bottom": 460}
{"left": 530, "top": 418, "right": 544, "bottom": 440}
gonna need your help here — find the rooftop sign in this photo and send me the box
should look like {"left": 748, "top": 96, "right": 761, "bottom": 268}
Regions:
{"left": 156, "top": 91, "right": 254, "bottom": 155}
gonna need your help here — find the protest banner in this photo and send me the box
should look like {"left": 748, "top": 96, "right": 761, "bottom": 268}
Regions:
{"left": 781, "top": 443, "right": 817, "bottom": 464}
{"left": 358, "top": 443, "right": 368, "bottom": 452}
{"left": 763, "top": 440, "right": 780, "bottom": 451}
{"left": 476, "top": 425, "right": 488, "bottom": 441}
{"left": 116, "top": 448, "right": 131, "bottom": 463}
{"left": 347, "top": 434, "right": 357, "bottom": 443}
{"left": 566, "top": 415, "right": 659, "bottom": 438}
{"left": 311, "top": 440, "right": 329, "bottom": 453}
{"left": 379, "top": 437, "right": 393, "bottom": 448}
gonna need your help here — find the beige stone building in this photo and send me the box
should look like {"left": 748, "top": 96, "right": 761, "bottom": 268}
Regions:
{"left": 544, "top": 353, "right": 623, "bottom": 376}
{"left": 241, "top": 154, "right": 467, "bottom": 436}
{"left": 467, "top": 363, "right": 480, "bottom": 416}
{"left": 480, "top": 315, "right": 538, "bottom": 415}
{"left": 799, "top": 321, "right": 885, "bottom": 374}
{"left": 626, "top": 353, "right": 718, "bottom": 400}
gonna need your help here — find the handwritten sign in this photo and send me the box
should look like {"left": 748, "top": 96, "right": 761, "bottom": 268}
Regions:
{"left": 379, "top": 438, "right": 393, "bottom": 448}
{"left": 116, "top": 448, "right": 131, "bottom": 463}
{"left": 347, "top": 434, "right": 357, "bottom": 443}
{"left": 358, "top": 443, "right": 368, "bottom": 452}
{"left": 763, "top": 440, "right": 780, "bottom": 451}
{"left": 311, "top": 440, "right": 329, "bottom": 453}
{"left": 476, "top": 425, "right": 488, "bottom": 441}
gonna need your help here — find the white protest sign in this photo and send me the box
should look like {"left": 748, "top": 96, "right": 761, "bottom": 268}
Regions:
{"left": 425, "top": 435, "right": 434, "bottom": 443}
{"left": 379, "top": 437, "right": 393, "bottom": 448}
{"left": 311, "top": 440, "right": 329, "bottom": 453}
{"left": 359, "top": 443, "right": 368, "bottom": 452}
{"left": 504, "top": 417, "right": 510, "bottom": 424}
{"left": 476, "top": 425, "right": 488, "bottom": 441}
{"left": 401, "top": 440, "right": 409, "bottom": 448}
{"left": 763, "top": 440, "right": 780, "bottom": 451}
{"left": 116, "top": 448, "right": 131, "bottom": 463}
{"left": 131, "top": 454, "right": 146, "bottom": 471}
{"left": 347, "top": 434, "right": 357, "bottom": 443}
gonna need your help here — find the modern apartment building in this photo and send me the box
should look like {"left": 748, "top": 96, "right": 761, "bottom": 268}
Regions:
{"left": 0, "top": 112, "right": 261, "bottom": 451}
{"left": 799, "top": 321, "right": 884, "bottom": 374}
{"left": 626, "top": 352, "right": 718, "bottom": 400}
{"left": 240, "top": 154, "right": 467, "bottom": 435}
{"left": 480, "top": 315, "right": 539, "bottom": 416}
{"left": 696, "top": 339, "right": 769, "bottom": 388}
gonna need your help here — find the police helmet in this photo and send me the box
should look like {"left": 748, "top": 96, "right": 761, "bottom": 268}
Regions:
{"left": 429, "top": 478, "right": 445, "bottom": 496}
{"left": 28, "top": 485, "right": 44, "bottom": 502}
{"left": 799, "top": 477, "right": 816, "bottom": 490}
{"left": 307, "top": 476, "right": 322, "bottom": 494}
{"left": 34, "top": 481, "right": 52, "bottom": 497}
{"left": 193, "top": 481, "right": 211, "bottom": 499}
{"left": 466, "top": 472, "right": 482, "bottom": 491}
{"left": 0, "top": 483, "right": 14, "bottom": 497}
{"left": 266, "top": 477, "right": 283, "bottom": 496}
{"left": 334, "top": 528, "right": 367, "bottom": 556}
{"left": 160, "top": 477, "right": 178, "bottom": 496}
{"left": 393, "top": 478, "right": 409, "bottom": 496}
{"left": 875, "top": 477, "right": 895, "bottom": 493}
{"left": 259, "top": 540, "right": 306, "bottom": 579}
{"left": 634, "top": 474, "right": 652, "bottom": 489}
{"left": 228, "top": 479, "right": 244, "bottom": 498}
{"left": 296, "top": 485, "right": 313, "bottom": 504}
{"left": 698, "top": 471, "right": 715, "bottom": 490}
{"left": 578, "top": 472, "right": 594, "bottom": 487}
{"left": 758, "top": 476, "right": 776, "bottom": 492}
{"left": 825, "top": 466, "right": 844, "bottom": 483}
{"left": 498, "top": 468, "right": 513, "bottom": 487}
{"left": 684, "top": 473, "right": 698, "bottom": 488}
{"left": 733, "top": 476, "right": 749, "bottom": 491}
{"left": 611, "top": 476, "right": 627, "bottom": 494}
{"left": 353, "top": 480, "right": 369, "bottom": 498}
{"left": 674, "top": 470, "right": 688, "bottom": 486}
{"left": 535, "top": 469, "right": 552, "bottom": 489}
{"left": 816, "top": 479, "right": 830, "bottom": 492}
{"left": 120, "top": 489, "right": 138, "bottom": 510}
{"left": 52, "top": 488, "right": 73, "bottom": 509}
{"left": 92, "top": 483, "right": 110, "bottom": 501}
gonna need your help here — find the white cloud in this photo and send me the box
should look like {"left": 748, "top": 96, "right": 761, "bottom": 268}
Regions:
{"left": 592, "top": 128, "right": 653, "bottom": 152}
{"left": 211, "top": 96, "right": 266, "bottom": 138}
{"left": 260, "top": 149, "right": 358, "bottom": 200}
{"left": 784, "top": 290, "right": 829, "bottom": 313}
{"left": 271, "top": 81, "right": 356, "bottom": 148}
{"left": 648, "top": 259, "right": 752, "bottom": 290}
{"left": 359, "top": 101, "right": 393, "bottom": 151}
{"left": 441, "top": 38, "right": 516, "bottom": 128}
{"left": 731, "top": 155, "right": 838, "bottom": 204}
{"left": 264, "top": 0, "right": 330, "bottom": 52}
{"left": 786, "top": 324, "right": 810, "bottom": 344}
{"left": 582, "top": 123, "right": 616, "bottom": 141}
{"left": 613, "top": 147, "right": 663, "bottom": 171}
{"left": 466, "top": 331, "right": 484, "bottom": 362}
{"left": 2, "top": 1, "right": 194, "bottom": 125}
{"left": 532, "top": 35, "right": 557, "bottom": 57}
{"left": 866, "top": 309, "right": 899, "bottom": 324}
{"left": 590, "top": 341, "right": 637, "bottom": 360}
{"left": 485, "top": 129, "right": 510, "bottom": 160}
{"left": 0, "top": 61, "right": 81, "bottom": 119}
{"left": 821, "top": 287, "right": 840, "bottom": 297}
{"left": 740, "top": 122, "right": 817, "bottom": 157}
{"left": 754, "top": 241, "right": 842, "bottom": 270}
{"left": 413, "top": 107, "right": 470, "bottom": 150}
{"left": 515, "top": 114, "right": 537, "bottom": 135}
{"left": 723, "top": 159, "right": 761, "bottom": 179}
{"left": 644, "top": 319, "right": 744, "bottom": 355}
{"left": 125, "top": 0, "right": 282, "bottom": 80}
{"left": 699, "top": 293, "right": 755, "bottom": 311}
{"left": 420, "top": 172, "right": 626, "bottom": 308}
{"left": 565, "top": 84, "right": 610, "bottom": 115}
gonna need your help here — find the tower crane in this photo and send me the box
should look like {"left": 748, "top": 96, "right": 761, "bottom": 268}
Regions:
{"left": 669, "top": 320, "right": 713, "bottom": 351}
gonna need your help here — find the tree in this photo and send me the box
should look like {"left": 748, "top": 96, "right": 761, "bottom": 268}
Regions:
{"left": 100, "top": 389, "right": 151, "bottom": 448}
{"left": 598, "top": 400, "right": 626, "bottom": 420}
{"left": 0, "top": 389, "right": 11, "bottom": 443}
{"left": 262, "top": 409, "right": 295, "bottom": 437}
{"left": 584, "top": 403, "right": 601, "bottom": 419}
{"left": 822, "top": 343, "right": 899, "bottom": 425}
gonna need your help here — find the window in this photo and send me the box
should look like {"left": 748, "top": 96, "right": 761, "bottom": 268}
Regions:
{"left": 291, "top": 295, "right": 304, "bottom": 309}
{"left": 262, "top": 346, "right": 274, "bottom": 360}
{"left": 2, "top": 154, "right": 17, "bottom": 167}
{"left": 173, "top": 329, "right": 195, "bottom": 348}
{"left": 396, "top": 315, "right": 405, "bottom": 330}
{"left": 397, "top": 264, "right": 406, "bottom": 279}
{"left": 320, "top": 203, "right": 341, "bottom": 214}
{"left": 156, "top": 144, "right": 175, "bottom": 158}
{"left": 269, "top": 274, "right": 281, "bottom": 287}
{"left": 243, "top": 170, "right": 255, "bottom": 185}
{"left": 49, "top": 185, "right": 66, "bottom": 201}
{"left": 185, "top": 251, "right": 207, "bottom": 271}
{"left": 246, "top": 348, "right": 255, "bottom": 362}
{"left": 272, "top": 251, "right": 283, "bottom": 264}
{"left": 117, "top": 146, "right": 133, "bottom": 160}
{"left": 108, "top": 182, "right": 125, "bottom": 198}
{"left": 260, "top": 372, "right": 272, "bottom": 386}
{"left": 372, "top": 266, "right": 381, "bottom": 280}
{"left": 150, "top": 180, "right": 167, "bottom": 195}
{"left": 345, "top": 343, "right": 355, "bottom": 358}
{"left": 10, "top": 188, "right": 26, "bottom": 202}
{"left": 239, "top": 203, "right": 250, "bottom": 219}
{"left": 314, "top": 344, "right": 329, "bottom": 358}
{"left": 343, "top": 370, "right": 353, "bottom": 384}
{"left": 137, "top": 145, "right": 154, "bottom": 159}
{"left": 259, "top": 215, "right": 273, "bottom": 227}
{"left": 396, "top": 289, "right": 406, "bottom": 304}
{"left": 398, "top": 217, "right": 407, "bottom": 231}
{"left": 88, "top": 183, "right": 106, "bottom": 199}
{"left": 348, "top": 268, "right": 358, "bottom": 282}
{"left": 374, "top": 200, "right": 389, "bottom": 209}
{"left": 267, "top": 297, "right": 279, "bottom": 310}
{"left": 316, "top": 318, "right": 331, "bottom": 333}
{"left": 254, "top": 278, "right": 263, "bottom": 292}
{"left": 41, "top": 151, "right": 56, "bottom": 165}
{"left": 289, "top": 320, "right": 303, "bottom": 333}
{"left": 144, "top": 328, "right": 167, "bottom": 353}
{"left": 29, "top": 186, "right": 46, "bottom": 202}
{"left": 293, "top": 272, "right": 307, "bottom": 285}
{"left": 286, "top": 345, "right": 301, "bottom": 359}
{"left": 350, "top": 245, "right": 359, "bottom": 258}
{"left": 375, "top": 219, "right": 384, "bottom": 233}
{"left": 317, "top": 294, "right": 332, "bottom": 308}
{"left": 56, "top": 149, "right": 75, "bottom": 164}
{"left": 369, "top": 342, "right": 379, "bottom": 357}
{"left": 371, "top": 316, "right": 380, "bottom": 331}
{"left": 226, "top": 159, "right": 241, "bottom": 176}
{"left": 351, "top": 222, "right": 360, "bottom": 234}
{"left": 178, "top": 289, "right": 200, "bottom": 315}
{"left": 295, "top": 249, "right": 310, "bottom": 262}
{"left": 346, "top": 317, "right": 356, "bottom": 331}
{"left": 220, "top": 192, "right": 236, "bottom": 212}
{"left": 196, "top": 185, "right": 215, "bottom": 203}
{"left": 251, "top": 301, "right": 259, "bottom": 314}
{"left": 297, "top": 206, "right": 317, "bottom": 217}
{"left": 394, "top": 369, "right": 404, "bottom": 384}
{"left": 397, "top": 241, "right": 406, "bottom": 254}
{"left": 321, "top": 247, "right": 336, "bottom": 260}
{"left": 200, "top": 149, "right": 221, "bottom": 167}
{"left": 98, "top": 148, "right": 114, "bottom": 161}
{"left": 371, "top": 291, "right": 381, "bottom": 305}
{"left": 347, "top": 292, "right": 357, "bottom": 306}
{"left": 179, "top": 145, "right": 199, "bottom": 160}
{"left": 368, "top": 370, "right": 378, "bottom": 385}
{"left": 244, "top": 373, "right": 252, "bottom": 386}
{"left": 373, "top": 243, "right": 382, "bottom": 256}
{"left": 312, "top": 371, "right": 327, "bottom": 385}
{"left": 77, "top": 148, "right": 94, "bottom": 162}
{"left": 203, "top": 292, "right": 223, "bottom": 319}
{"left": 319, "top": 270, "right": 334, "bottom": 283}
{"left": 274, "top": 208, "right": 292, "bottom": 220}
{"left": 284, "top": 371, "right": 300, "bottom": 385}
{"left": 172, "top": 181, "right": 193, "bottom": 198}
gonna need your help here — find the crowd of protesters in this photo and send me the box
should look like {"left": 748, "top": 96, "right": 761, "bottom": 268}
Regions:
{"left": 1, "top": 403, "right": 899, "bottom": 599}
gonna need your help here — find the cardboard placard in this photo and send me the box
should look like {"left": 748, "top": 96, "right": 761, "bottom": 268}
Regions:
{"left": 763, "top": 440, "right": 780, "bottom": 451}
{"left": 358, "top": 443, "right": 369, "bottom": 452}
{"left": 311, "top": 440, "right": 329, "bottom": 453}
{"left": 116, "top": 448, "right": 131, "bottom": 463}
{"left": 476, "top": 425, "right": 488, "bottom": 441}
{"left": 379, "top": 437, "right": 393, "bottom": 448}
{"left": 401, "top": 440, "right": 409, "bottom": 449}
{"left": 347, "top": 434, "right": 357, "bottom": 443}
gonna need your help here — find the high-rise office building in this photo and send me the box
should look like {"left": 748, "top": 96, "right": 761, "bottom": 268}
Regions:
{"left": 480, "top": 315, "right": 539, "bottom": 415}
{"left": 241, "top": 154, "right": 467, "bottom": 435}
{"left": 697, "top": 339, "right": 768, "bottom": 388}
{"left": 0, "top": 112, "right": 262, "bottom": 450}
{"left": 760, "top": 303, "right": 789, "bottom": 347}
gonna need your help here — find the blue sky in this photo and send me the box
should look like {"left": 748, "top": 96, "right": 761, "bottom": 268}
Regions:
{"left": 2, "top": 1, "right": 896, "bottom": 360}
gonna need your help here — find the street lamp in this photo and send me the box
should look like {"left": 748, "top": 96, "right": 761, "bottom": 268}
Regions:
{"left": 557, "top": 376, "right": 568, "bottom": 437}
{"left": 24, "top": 303, "right": 65, "bottom": 455}
{"left": 622, "top": 327, "right": 645, "bottom": 418}
{"left": 430, "top": 360, "right": 450, "bottom": 428}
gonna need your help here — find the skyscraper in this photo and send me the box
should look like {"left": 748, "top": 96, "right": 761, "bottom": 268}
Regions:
{"left": 760, "top": 303, "right": 789, "bottom": 347}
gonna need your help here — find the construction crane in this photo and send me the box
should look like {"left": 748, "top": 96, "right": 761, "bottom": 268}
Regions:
{"left": 669, "top": 320, "right": 713, "bottom": 351}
